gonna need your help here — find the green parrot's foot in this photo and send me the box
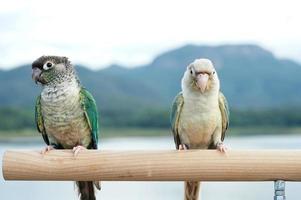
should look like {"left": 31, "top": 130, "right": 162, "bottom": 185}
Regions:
{"left": 178, "top": 144, "right": 188, "bottom": 150}
{"left": 72, "top": 145, "right": 87, "bottom": 156}
{"left": 40, "top": 145, "right": 55, "bottom": 154}
{"left": 217, "top": 142, "right": 228, "bottom": 153}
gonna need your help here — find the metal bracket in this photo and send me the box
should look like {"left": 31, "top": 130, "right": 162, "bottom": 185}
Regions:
{"left": 274, "top": 180, "right": 286, "bottom": 200}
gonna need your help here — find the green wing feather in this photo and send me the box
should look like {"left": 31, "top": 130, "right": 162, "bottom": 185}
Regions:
{"left": 35, "top": 95, "right": 49, "bottom": 145}
{"left": 218, "top": 92, "right": 230, "bottom": 141}
{"left": 80, "top": 88, "right": 99, "bottom": 149}
{"left": 170, "top": 92, "right": 184, "bottom": 149}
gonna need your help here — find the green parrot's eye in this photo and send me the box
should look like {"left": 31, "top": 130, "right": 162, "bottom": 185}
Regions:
{"left": 47, "top": 62, "right": 52, "bottom": 68}
{"left": 43, "top": 62, "right": 54, "bottom": 70}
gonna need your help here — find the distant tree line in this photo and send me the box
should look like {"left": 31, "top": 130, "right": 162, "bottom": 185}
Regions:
{"left": 1, "top": 106, "right": 301, "bottom": 131}
{"left": 230, "top": 108, "right": 301, "bottom": 127}
{"left": 0, "top": 107, "right": 35, "bottom": 130}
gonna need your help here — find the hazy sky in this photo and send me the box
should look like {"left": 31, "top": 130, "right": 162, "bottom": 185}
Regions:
{"left": 0, "top": 0, "right": 300, "bottom": 69}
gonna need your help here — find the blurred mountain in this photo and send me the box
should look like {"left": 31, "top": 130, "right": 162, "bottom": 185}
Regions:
{"left": 1, "top": 44, "right": 301, "bottom": 113}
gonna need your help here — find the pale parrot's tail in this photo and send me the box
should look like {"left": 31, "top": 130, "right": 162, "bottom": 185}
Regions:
{"left": 76, "top": 181, "right": 100, "bottom": 200}
{"left": 184, "top": 181, "right": 201, "bottom": 200}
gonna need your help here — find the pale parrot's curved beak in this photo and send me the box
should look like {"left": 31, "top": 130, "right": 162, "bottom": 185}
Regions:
{"left": 196, "top": 73, "right": 209, "bottom": 93}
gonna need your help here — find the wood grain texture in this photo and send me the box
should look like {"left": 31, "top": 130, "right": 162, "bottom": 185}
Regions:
{"left": 3, "top": 150, "right": 301, "bottom": 181}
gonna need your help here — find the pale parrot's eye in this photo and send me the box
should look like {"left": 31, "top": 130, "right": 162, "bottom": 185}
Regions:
{"left": 212, "top": 71, "right": 215, "bottom": 75}
{"left": 43, "top": 62, "right": 54, "bottom": 70}
{"left": 190, "top": 70, "right": 193, "bottom": 75}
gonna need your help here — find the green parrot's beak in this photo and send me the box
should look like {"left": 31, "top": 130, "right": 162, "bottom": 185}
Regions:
{"left": 196, "top": 73, "right": 209, "bottom": 93}
{"left": 32, "top": 68, "right": 44, "bottom": 84}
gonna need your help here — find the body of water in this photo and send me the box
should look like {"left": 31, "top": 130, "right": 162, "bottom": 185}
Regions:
{"left": 1, "top": 135, "right": 301, "bottom": 200}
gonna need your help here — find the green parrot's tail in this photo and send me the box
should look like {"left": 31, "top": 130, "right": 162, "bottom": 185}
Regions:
{"left": 76, "top": 181, "right": 100, "bottom": 200}
{"left": 184, "top": 181, "right": 200, "bottom": 200}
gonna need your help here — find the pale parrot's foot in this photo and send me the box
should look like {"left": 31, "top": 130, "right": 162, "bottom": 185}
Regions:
{"left": 72, "top": 145, "right": 87, "bottom": 156}
{"left": 178, "top": 144, "right": 188, "bottom": 150}
{"left": 216, "top": 142, "right": 228, "bottom": 153}
{"left": 41, "top": 145, "right": 55, "bottom": 154}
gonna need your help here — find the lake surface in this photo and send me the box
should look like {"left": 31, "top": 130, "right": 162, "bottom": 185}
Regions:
{"left": 1, "top": 135, "right": 301, "bottom": 200}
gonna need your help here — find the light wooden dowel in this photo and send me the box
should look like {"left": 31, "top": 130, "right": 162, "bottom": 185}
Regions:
{"left": 3, "top": 150, "right": 301, "bottom": 181}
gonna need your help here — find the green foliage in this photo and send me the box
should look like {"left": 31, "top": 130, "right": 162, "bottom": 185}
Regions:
{"left": 1, "top": 107, "right": 301, "bottom": 131}
{"left": 0, "top": 107, "right": 34, "bottom": 130}
{"left": 230, "top": 108, "right": 301, "bottom": 127}
{"left": 101, "top": 108, "right": 170, "bottom": 128}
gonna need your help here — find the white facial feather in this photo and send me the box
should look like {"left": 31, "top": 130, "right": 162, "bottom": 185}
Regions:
{"left": 182, "top": 58, "right": 220, "bottom": 97}
{"left": 190, "top": 58, "right": 214, "bottom": 73}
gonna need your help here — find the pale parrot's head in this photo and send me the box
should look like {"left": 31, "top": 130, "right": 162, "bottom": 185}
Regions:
{"left": 32, "top": 56, "right": 77, "bottom": 85}
{"left": 182, "top": 58, "right": 220, "bottom": 94}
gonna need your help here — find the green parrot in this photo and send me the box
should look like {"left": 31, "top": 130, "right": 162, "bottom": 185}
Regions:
{"left": 170, "top": 58, "right": 229, "bottom": 200}
{"left": 32, "top": 56, "right": 100, "bottom": 200}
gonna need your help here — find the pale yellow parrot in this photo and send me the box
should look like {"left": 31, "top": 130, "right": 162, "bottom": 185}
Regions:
{"left": 170, "top": 58, "right": 229, "bottom": 200}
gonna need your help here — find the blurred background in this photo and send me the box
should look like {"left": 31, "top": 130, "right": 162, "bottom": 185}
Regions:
{"left": 1, "top": 0, "right": 301, "bottom": 199}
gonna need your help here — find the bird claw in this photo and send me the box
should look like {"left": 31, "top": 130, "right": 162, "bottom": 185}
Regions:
{"left": 41, "top": 145, "right": 55, "bottom": 154}
{"left": 178, "top": 144, "right": 188, "bottom": 150}
{"left": 72, "top": 145, "right": 86, "bottom": 156}
{"left": 217, "top": 142, "right": 228, "bottom": 153}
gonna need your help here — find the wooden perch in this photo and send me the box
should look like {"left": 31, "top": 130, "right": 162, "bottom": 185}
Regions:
{"left": 3, "top": 150, "right": 301, "bottom": 181}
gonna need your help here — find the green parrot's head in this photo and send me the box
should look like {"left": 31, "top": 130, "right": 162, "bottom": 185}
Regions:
{"left": 183, "top": 58, "right": 220, "bottom": 93}
{"left": 32, "top": 56, "right": 76, "bottom": 85}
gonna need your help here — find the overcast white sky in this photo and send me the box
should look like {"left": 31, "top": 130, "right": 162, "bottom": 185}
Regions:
{"left": 0, "top": 0, "right": 300, "bottom": 69}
